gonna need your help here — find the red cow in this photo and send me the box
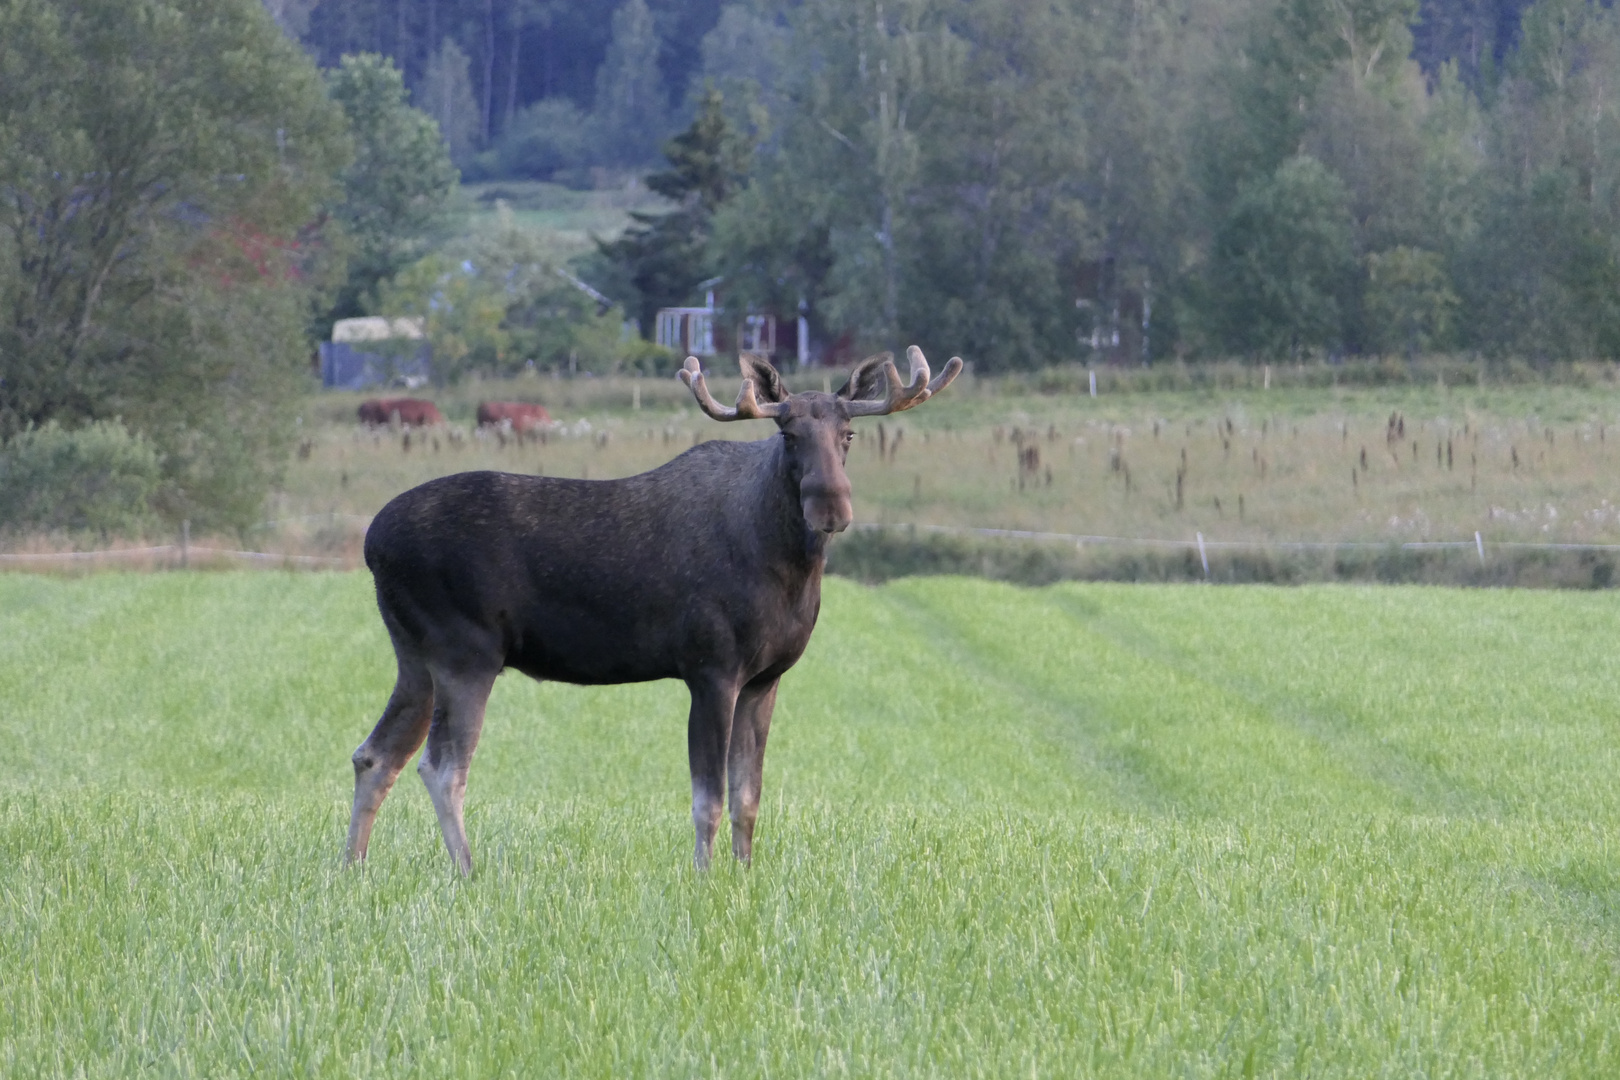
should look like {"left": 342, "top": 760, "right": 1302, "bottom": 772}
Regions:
{"left": 477, "top": 401, "right": 552, "bottom": 432}
{"left": 358, "top": 398, "right": 444, "bottom": 427}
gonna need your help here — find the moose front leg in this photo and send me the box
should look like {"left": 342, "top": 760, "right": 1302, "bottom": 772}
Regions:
{"left": 728, "top": 678, "right": 779, "bottom": 865}
{"left": 686, "top": 674, "right": 740, "bottom": 870}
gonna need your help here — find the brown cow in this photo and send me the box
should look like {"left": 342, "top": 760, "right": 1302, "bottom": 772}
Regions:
{"left": 477, "top": 401, "right": 551, "bottom": 432}
{"left": 358, "top": 398, "right": 444, "bottom": 427}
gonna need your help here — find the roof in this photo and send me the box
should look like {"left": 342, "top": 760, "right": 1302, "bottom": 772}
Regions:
{"left": 331, "top": 316, "right": 426, "bottom": 343}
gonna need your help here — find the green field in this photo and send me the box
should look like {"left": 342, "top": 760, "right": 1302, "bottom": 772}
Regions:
{"left": 3, "top": 572, "right": 1620, "bottom": 1076}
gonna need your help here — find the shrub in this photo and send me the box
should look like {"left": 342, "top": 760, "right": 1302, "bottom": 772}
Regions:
{"left": 0, "top": 420, "right": 162, "bottom": 538}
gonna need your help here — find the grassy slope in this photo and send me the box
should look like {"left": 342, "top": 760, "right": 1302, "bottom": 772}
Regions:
{"left": 2, "top": 573, "right": 1619, "bottom": 1076}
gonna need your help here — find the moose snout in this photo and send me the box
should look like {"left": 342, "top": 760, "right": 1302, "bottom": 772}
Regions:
{"left": 801, "top": 478, "right": 853, "bottom": 534}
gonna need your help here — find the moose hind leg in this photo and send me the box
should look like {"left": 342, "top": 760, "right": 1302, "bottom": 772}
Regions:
{"left": 346, "top": 660, "right": 434, "bottom": 865}
{"left": 728, "top": 678, "right": 779, "bottom": 865}
{"left": 687, "top": 675, "right": 741, "bottom": 870}
{"left": 418, "top": 668, "right": 497, "bottom": 876}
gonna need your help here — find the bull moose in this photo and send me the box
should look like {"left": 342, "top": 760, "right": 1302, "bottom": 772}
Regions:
{"left": 345, "top": 347, "right": 962, "bottom": 874}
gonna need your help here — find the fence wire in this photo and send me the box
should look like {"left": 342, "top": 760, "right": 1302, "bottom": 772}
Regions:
{"left": 6, "top": 523, "right": 1620, "bottom": 571}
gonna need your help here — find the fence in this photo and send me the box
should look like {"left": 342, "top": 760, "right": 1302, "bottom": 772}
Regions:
{"left": 0, "top": 545, "right": 353, "bottom": 569}
{"left": 8, "top": 521, "right": 1620, "bottom": 581}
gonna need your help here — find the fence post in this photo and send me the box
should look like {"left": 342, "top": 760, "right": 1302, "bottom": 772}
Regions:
{"left": 1089, "top": 369, "right": 1097, "bottom": 398}
{"left": 181, "top": 519, "right": 190, "bottom": 569}
{"left": 1196, "top": 531, "right": 1209, "bottom": 579}
{"left": 1475, "top": 531, "right": 1485, "bottom": 564}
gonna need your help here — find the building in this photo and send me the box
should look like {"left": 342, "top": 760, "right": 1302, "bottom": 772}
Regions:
{"left": 319, "top": 317, "right": 433, "bottom": 390}
{"left": 655, "top": 278, "right": 805, "bottom": 365}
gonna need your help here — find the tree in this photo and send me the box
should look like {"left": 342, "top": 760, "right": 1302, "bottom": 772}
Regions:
{"left": 593, "top": 0, "right": 669, "bottom": 166}
{"left": 420, "top": 39, "right": 482, "bottom": 167}
{"left": 599, "top": 87, "right": 753, "bottom": 334}
{"left": 1204, "top": 155, "right": 1358, "bottom": 358}
{"left": 379, "top": 205, "right": 655, "bottom": 381}
{"left": 1449, "top": 0, "right": 1620, "bottom": 358}
{"left": 325, "top": 53, "right": 459, "bottom": 329}
{"left": 0, "top": 0, "right": 349, "bottom": 529}
{"left": 1365, "top": 245, "right": 1459, "bottom": 354}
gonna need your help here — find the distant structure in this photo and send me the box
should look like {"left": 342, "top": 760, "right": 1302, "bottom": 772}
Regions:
{"left": 1074, "top": 258, "right": 1151, "bottom": 364}
{"left": 319, "top": 317, "right": 433, "bottom": 390}
{"left": 655, "top": 277, "right": 803, "bottom": 366}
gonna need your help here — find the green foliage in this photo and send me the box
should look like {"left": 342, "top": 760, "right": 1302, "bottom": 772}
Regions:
{"left": 592, "top": 0, "right": 668, "bottom": 167}
{"left": 1204, "top": 156, "right": 1359, "bottom": 358}
{"left": 324, "top": 53, "right": 458, "bottom": 329}
{"left": 473, "top": 98, "right": 594, "bottom": 182}
{"left": 377, "top": 206, "right": 657, "bottom": 380}
{"left": 0, "top": 0, "right": 349, "bottom": 531}
{"left": 419, "top": 39, "right": 482, "bottom": 168}
{"left": 0, "top": 420, "right": 160, "bottom": 537}
{"left": 600, "top": 88, "right": 755, "bottom": 334}
{"left": 1446, "top": 0, "right": 1620, "bottom": 360}
{"left": 1364, "top": 245, "right": 1459, "bottom": 355}
{"left": 5, "top": 574, "right": 1620, "bottom": 1073}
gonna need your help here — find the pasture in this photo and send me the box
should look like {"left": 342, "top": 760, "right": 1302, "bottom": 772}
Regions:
{"left": 235, "top": 368, "right": 1620, "bottom": 574}
{"left": 3, "top": 571, "right": 1619, "bottom": 1076}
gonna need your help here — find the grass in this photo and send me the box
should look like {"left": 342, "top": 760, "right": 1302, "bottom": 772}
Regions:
{"left": 453, "top": 180, "right": 668, "bottom": 260}
{"left": 253, "top": 369, "right": 1620, "bottom": 571}
{"left": 3, "top": 572, "right": 1620, "bottom": 1075}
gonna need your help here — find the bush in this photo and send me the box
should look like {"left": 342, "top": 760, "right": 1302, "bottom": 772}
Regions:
{"left": 473, "top": 99, "right": 594, "bottom": 182}
{"left": 0, "top": 421, "right": 162, "bottom": 538}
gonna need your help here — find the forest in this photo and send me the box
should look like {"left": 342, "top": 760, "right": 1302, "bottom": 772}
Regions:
{"left": 267, "top": 0, "right": 1620, "bottom": 371}
{"left": 3, "top": 0, "right": 1618, "bottom": 531}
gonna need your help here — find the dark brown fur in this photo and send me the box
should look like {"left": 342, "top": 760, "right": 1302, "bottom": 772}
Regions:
{"left": 345, "top": 352, "right": 949, "bottom": 873}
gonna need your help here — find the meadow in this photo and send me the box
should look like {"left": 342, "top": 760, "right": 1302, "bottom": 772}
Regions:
{"left": 3, "top": 571, "right": 1620, "bottom": 1076}
{"left": 206, "top": 362, "right": 1620, "bottom": 583}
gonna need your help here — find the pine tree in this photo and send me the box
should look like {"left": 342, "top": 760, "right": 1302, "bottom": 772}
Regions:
{"left": 599, "top": 88, "right": 752, "bottom": 334}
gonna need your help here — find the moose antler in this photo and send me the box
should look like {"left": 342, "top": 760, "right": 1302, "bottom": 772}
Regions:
{"left": 679, "top": 356, "right": 790, "bottom": 421}
{"left": 845, "top": 346, "right": 964, "bottom": 417}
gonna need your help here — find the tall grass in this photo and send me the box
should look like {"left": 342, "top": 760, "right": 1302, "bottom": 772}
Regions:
{"left": 267, "top": 373, "right": 1620, "bottom": 568}
{"left": 2, "top": 573, "right": 1619, "bottom": 1075}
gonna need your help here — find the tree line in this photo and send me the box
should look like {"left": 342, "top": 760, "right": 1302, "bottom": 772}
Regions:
{"left": 3, "top": 0, "right": 1617, "bottom": 536}
{"left": 0, "top": 0, "right": 455, "bottom": 534}
{"left": 575, "top": 0, "right": 1620, "bottom": 371}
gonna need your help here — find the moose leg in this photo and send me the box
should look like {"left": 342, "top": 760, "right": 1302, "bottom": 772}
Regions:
{"left": 418, "top": 667, "right": 498, "bottom": 876}
{"left": 687, "top": 675, "right": 741, "bottom": 870}
{"left": 346, "top": 659, "right": 434, "bottom": 865}
{"left": 728, "top": 678, "right": 779, "bottom": 865}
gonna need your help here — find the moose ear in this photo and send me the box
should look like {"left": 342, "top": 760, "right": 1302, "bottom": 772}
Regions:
{"left": 739, "top": 352, "right": 789, "bottom": 403}
{"left": 835, "top": 351, "right": 894, "bottom": 401}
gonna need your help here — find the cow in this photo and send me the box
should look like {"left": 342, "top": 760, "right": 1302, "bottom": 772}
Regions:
{"left": 477, "top": 401, "right": 552, "bottom": 432}
{"left": 357, "top": 398, "right": 444, "bottom": 427}
{"left": 345, "top": 347, "right": 962, "bottom": 875}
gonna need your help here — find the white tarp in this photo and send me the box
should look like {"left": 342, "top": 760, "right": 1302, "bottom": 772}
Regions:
{"left": 331, "top": 316, "right": 426, "bottom": 343}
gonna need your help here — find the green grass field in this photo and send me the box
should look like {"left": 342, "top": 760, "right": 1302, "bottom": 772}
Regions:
{"left": 4, "top": 572, "right": 1620, "bottom": 1076}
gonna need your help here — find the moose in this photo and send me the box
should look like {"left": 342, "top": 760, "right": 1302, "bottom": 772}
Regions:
{"left": 346, "top": 347, "right": 961, "bottom": 874}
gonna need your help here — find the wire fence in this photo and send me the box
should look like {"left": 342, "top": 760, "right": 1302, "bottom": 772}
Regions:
{"left": 851, "top": 521, "right": 1620, "bottom": 554}
{"left": 7, "top": 521, "right": 1620, "bottom": 575}
{"left": 0, "top": 545, "right": 353, "bottom": 568}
